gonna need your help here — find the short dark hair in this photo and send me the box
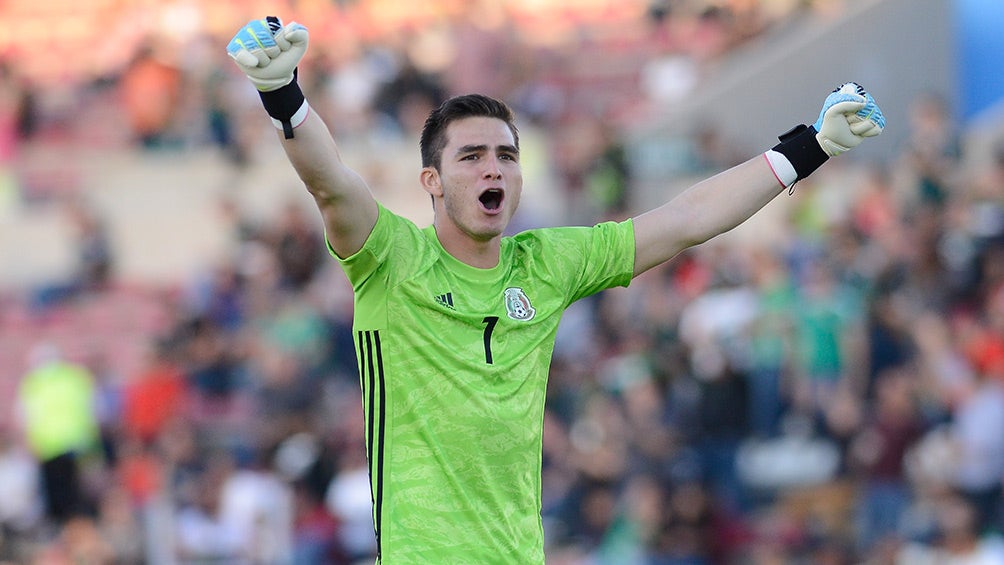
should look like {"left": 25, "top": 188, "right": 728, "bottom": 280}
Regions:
{"left": 420, "top": 94, "right": 519, "bottom": 170}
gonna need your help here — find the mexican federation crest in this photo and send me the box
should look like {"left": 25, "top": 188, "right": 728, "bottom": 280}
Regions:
{"left": 503, "top": 287, "right": 535, "bottom": 321}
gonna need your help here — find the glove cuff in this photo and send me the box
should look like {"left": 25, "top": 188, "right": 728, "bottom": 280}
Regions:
{"left": 771, "top": 124, "right": 829, "bottom": 187}
{"left": 258, "top": 70, "right": 307, "bottom": 139}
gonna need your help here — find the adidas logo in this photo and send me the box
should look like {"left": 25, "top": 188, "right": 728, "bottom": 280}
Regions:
{"left": 435, "top": 292, "right": 455, "bottom": 309}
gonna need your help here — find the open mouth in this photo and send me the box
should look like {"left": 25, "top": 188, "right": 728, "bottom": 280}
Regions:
{"left": 478, "top": 189, "right": 504, "bottom": 212}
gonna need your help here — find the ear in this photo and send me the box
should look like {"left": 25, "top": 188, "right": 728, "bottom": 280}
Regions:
{"left": 420, "top": 166, "right": 442, "bottom": 198}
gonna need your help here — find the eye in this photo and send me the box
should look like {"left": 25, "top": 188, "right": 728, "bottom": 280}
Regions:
{"left": 461, "top": 153, "right": 478, "bottom": 161}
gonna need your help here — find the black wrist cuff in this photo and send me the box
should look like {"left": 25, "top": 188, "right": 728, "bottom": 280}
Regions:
{"left": 772, "top": 124, "right": 829, "bottom": 183}
{"left": 258, "top": 69, "right": 304, "bottom": 139}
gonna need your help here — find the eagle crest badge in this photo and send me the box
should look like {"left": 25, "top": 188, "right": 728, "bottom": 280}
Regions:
{"left": 504, "top": 287, "right": 535, "bottom": 321}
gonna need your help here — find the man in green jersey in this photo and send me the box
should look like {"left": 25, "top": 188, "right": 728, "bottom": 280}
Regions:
{"left": 227, "top": 16, "right": 885, "bottom": 563}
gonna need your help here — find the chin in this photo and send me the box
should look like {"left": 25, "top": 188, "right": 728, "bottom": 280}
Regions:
{"left": 469, "top": 221, "right": 507, "bottom": 241}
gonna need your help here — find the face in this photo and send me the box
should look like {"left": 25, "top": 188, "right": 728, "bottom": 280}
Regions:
{"left": 423, "top": 116, "right": 522, "bottom": 242}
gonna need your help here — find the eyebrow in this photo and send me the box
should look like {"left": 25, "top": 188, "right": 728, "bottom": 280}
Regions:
{"left": 455, "top": 144, "right": 520, "bottom": 156}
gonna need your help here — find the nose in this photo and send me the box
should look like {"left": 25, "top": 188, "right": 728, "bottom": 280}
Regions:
{"left": 483, "top": 158, "right": 502, "bottom": 180}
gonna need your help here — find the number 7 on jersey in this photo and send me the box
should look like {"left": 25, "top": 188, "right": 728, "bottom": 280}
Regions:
{"left": 482, "top": 316, "right": 499, "bottom": 364}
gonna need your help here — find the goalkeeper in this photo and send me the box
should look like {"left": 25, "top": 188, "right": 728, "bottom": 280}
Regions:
{"left": 227, "top": 16, "right": 885, "bottom": 564}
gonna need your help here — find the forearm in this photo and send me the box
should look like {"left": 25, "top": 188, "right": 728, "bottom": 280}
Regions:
{"left": 669, "top": 156, "right": 785, "bottom": 244}
{"left": 676, "top": 121, "right": 834, "bottom": 238}
{"left": 632, "top": 156, "right": 784, "bottom": 274}
{"left": 278, "top": 109, "right": 361, "bottom": 198}
{"left": 276, "top": 107, "right": 377, "bottom": 256}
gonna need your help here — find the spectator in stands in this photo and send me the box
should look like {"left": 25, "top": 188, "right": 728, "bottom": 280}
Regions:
{"left": 895, "top": 91, "right": 961, "bottom": 209}
{"left": 849, "top": 366, "right": 927, "bottom": 553}
{"left": 15, "top": 343, "right": 101, "bottom": 525}
{"left": 791, "top": 259, "right": 864, "bottom": 417}
{"left": 0, "top": 426, "right": 43, "bottom": 561}
{"left": 271, "top": 201, "right": 328, "bottom": 292}
{"left": 173, "top": 454, "right": 244, "bottom": 562}
{"left": 68, "top": 198, "right": 114, "bottom": 293}
{"left": 747, "top": 247, "right": 796, "bottom": 438}
{"left": 895, "top": 493, "right": 1004, "bottom": 563}
{"left": 121, "top": 341, "right": 189, "bottom": 447}
{"left": 119, "top": 39, "right": 182, "bottom": 149}
{"left": 948, "top": 361, "right": 1004, "bottom": 535}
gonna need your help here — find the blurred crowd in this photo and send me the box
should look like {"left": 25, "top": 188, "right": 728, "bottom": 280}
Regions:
{"left": 3, "top": 0, "right": 1004, "bottom": 564}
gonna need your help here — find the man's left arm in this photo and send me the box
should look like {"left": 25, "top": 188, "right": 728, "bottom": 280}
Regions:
{"left": 632, "top": 82, "right": 885, "bottom": 276}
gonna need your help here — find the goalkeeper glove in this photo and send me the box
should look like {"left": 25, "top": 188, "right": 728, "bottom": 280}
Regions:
{"left": 814, "top": 82, "right": 885, "bottom": 156}
{"left": 766, "top": 82, "right": 885, "bottom": 188}
{"left": 227, "top": 17, "right": 309, "bottom": 138}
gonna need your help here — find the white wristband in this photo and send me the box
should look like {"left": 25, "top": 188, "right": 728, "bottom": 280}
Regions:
{"left": 270, "top": 99, "right": 310, "bottom": 132}
{"left": 764, "top": 149, "right": 798, "bottom": 188}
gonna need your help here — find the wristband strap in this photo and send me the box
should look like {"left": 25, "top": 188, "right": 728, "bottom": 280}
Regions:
{"left": 763, "top": 150, "right": 798, "bottom": 189}
{"left": 771, "top": 124, "right": 829, "bottom": 189}
{"left": 258, "top": 71, "right": 306, "bottom": 139}
{"left": 268, "top": 100, "right": 309, "bottom": 138}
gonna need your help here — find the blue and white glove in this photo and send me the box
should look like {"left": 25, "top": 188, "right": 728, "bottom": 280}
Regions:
{"left": 766, "top": 82, "right": 885, "bottom": 188}
{"left": 227, "top": 17, "right": 308, "bottom": 91}
{"left": 813, "top": 82, "right": 885, "bottom": 157}
{"left": 226, "top": 17, "right": 309, "bottom": 138}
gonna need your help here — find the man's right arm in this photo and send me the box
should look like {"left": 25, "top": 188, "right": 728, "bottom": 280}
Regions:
{"left": 227, "top": 17, "right": 378, "bottom": 258}
{"left": 277, "top": 105, "right": 378, "bottom": 258}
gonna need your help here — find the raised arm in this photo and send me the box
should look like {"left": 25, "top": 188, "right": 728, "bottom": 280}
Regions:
{"left": 227, "top": 17, "right": 378, "bottom": 258}
{"left": 632, "top": 83, "right": 885, "bottom": 276}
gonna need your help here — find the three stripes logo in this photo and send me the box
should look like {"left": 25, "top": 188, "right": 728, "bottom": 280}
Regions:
{"left": 435, "top": 292, "right": 455, "bottom": 309}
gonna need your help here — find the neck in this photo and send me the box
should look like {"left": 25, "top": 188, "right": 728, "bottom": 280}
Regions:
{"left": 434, "top": 221, "right": 501, "bottom": 269}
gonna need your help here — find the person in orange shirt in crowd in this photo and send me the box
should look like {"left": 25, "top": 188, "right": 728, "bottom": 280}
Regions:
{"left": 116, "top": 342, "right": 190, "bottom": 505}
{"left": 119, "top": 40, "right": 182, "bottom": 149}
{"left": 121, "top": 341, "right": 189, "bottom": 446}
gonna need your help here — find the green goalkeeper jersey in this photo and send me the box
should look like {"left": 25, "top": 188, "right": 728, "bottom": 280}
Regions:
{"left": 336, "top": 204, "right": 635, "bottom": 564}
